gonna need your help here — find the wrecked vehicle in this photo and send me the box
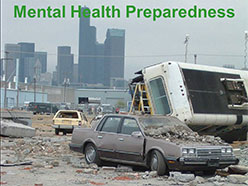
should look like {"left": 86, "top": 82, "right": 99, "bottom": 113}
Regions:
{"left": 129, "top": 61, "right": 248, "bottom": 142}
{"left": 69, "top": 114, "right": 239, "bottom": 175}
{"left": 52, "top": 110, "right": 88, "bottom": 135}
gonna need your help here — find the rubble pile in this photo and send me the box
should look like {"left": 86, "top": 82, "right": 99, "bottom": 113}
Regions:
{"left": 237, "top": 144, "right": 248, "bottom": 166}
{"left": 144, "top": 125, "right": 228, "bottom": 145}
{"left": 1, "top": 134, "right": 248, "bottom": 185}
{"left": 0, "top": 136, "right": 75, "bottom": 165}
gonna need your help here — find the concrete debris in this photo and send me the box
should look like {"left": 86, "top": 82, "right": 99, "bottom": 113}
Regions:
{"left": 169, "top": 171, "right": 195, "bottom": 183}
{"left": 227, "top": 174, "right": 248, "bottom": 184}
{"left": 116, "top": 165, "right": 133, "bottom": 172}
{"left": 0, "top": 120, "right": 35, "bottom": 138}
{"left": 1, "top": 109, "right": 33, "bottom": 126}
{"left": 101, "top": 166, "right": 116, "bottom": 171}
{"left": 144, "top": 125, "right": 227, "bottom": 145}
{"left": 238, "top": 144, "right": 248, "bottom": 166}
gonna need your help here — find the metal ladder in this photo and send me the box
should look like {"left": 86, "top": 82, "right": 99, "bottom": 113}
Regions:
{"left": 129, "top": 82, "right": 153, "bottom": 114}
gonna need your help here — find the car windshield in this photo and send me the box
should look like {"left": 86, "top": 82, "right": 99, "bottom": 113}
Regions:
{"left": 138, "top": 117, "right": 190, "bottom": 130}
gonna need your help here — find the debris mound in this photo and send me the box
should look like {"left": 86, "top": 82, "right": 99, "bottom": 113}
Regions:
{"left": 144, "top": 125, "right": 227, "bottom": 145}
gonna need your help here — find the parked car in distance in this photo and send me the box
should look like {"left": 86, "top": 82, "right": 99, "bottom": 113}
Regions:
{"left": 27, "top": 102, "right": 58, "bottom": 114}
{"left": 70, "top": 114, "right": 239, "bottom": 175}
{"left": 52, "top": 110, "right": 88, "bottom": 135}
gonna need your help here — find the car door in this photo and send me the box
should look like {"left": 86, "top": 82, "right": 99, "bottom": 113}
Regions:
{"left": 115, "top": 117, "right": 145, "bottom": 162}
{"left": 95, "top": 116, "right": 122, "bottom": 159}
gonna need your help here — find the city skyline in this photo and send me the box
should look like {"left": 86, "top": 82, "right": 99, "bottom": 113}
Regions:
{"left": 1, "top": 0, "right": 248, "bottom": 80}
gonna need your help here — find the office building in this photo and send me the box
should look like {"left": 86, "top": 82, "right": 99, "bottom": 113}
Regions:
{"left": 57, "top": 46, "right": 74, "bottom": 85}
{"left": 78, "top": 6, "right": 97, "bottom": 84}
{"left": 4, "top": 44, "right": 21, "bottom": 81}
{"left": 77, "top": 7, "right": 125, "bottom": 87}
{"left": 34, "top": 52, "right": 47, "bottom": 73}
{"left": 18, "top": 42, "right": 35, "bottom": 82}
{"left": 104, "top": 29, "right": 125, "bottom": 86}
{"left": 73, "top": 64, "right": 79, "bottom": 83}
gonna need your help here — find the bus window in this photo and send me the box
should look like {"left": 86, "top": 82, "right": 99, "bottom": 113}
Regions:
{"left": 149, "top": 77, "right": 171, "bottom": 115}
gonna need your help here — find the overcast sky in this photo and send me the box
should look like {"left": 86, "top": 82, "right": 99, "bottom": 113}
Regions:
{"left": 1, "top": 0, "right": 248, "bottom": 80}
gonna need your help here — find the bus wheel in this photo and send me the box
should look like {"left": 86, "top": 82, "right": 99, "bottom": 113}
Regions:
{"left": 55, "top": 129, "right": 59, "bottom": 135}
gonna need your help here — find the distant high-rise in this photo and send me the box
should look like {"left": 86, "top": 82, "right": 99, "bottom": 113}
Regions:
{"left": 34, "top": 52, "right": 47, "bottom": 73}
{"left": 104, "top": 29, "right": 125, "bottom": 86}
{"left": 78, "top": 6, "right": 97, "bottom": 84}
{"left": 18, "top": 42, "right": 35, "bottom": 82}
{"left": 78, "top": 7, "right": 125, "bottom": 87}
{"left": 57, "top": 46, "right": 74, "bottom": 85}
{"left": 95, "top": 43, "right": 105, "bottom": 85}
{"left": 73, "top": 64, "right": 79, "bottom": 83}
{"left": 4, "top": 44, "right": 21, "bottom": 81}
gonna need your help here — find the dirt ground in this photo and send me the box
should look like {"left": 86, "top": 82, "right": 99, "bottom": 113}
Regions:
{"left": 1, "top": 114, "right": 248, "bottom": 186}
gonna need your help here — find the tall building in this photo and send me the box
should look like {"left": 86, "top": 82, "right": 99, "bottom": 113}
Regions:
{"left": 95, "top": 43, "right": 105, "bottom": 85}
{"left": 73, "top": 64, "right": 79, "bottom": 83}
{"left": 18, "top": 42, "right": 35, "bottom": 82}
{"left": 4, "top": 44, "right": 21, "bottom": 81}
{"left": 104, "top": 29, "right": 125, "bottom": 86}
{"left": 78, "top": 6, "right": 97, "bottom": 84}
{"left": 34, "top": 52, "right": 47, "bottom": 73}
{"left": 57, "top": 46, "right": 74, "bottom": 85}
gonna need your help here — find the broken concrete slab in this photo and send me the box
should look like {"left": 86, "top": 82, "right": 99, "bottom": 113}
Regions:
{"left": 169, "top": 171, "right": 195, "bottom": 183}
{"left": 0, "top": 120, "right": 35, "bottom": 138}
{"left": 227, "top": 174, "right": 248, "bottom": 184}
{"left": 1, "top": 109, "right": 33, "bottom": 126}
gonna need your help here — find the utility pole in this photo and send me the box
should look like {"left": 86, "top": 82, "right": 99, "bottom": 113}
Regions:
{"left": 184, "top": 34, "right": 190, "bottom": 63}
{"left": 33, "top": 77, "right": 36, "bottom": 103}
{"left": 244, "top": 31, "right": 248, "bottom": 69}
{"left": 194, "top": 54, "right": 197, "bottom": 64}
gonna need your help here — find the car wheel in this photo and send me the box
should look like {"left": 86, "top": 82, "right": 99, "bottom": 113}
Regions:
{"left": 150, "top": 150, "right": 167, "bottom": 176}
{"left": 55, "top": 129, "right": 59, "bottom": 135}
{"left": 85, "top": 143, "right": 101, "bottom": 165}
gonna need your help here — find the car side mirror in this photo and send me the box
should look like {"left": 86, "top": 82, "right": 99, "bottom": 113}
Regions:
{"left": 131, "top": 131, "right": 142, "bottom": 138}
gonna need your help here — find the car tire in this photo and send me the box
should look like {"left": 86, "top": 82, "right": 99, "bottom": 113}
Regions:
{"left": 150, "top": 150, "right": 167, "bottom": 176}
{"left": 55, "top": 129, "right": 59, "bottom": 135}
{"left": 85, "top": 143, "right": 101, "bottom": 166}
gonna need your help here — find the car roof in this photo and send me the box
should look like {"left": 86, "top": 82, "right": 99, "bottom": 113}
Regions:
{"left": 57, "top": 110, "right": 80, "bottom": 112}
{"left": 103, "top": 114, "right": 180, "bottom": 120}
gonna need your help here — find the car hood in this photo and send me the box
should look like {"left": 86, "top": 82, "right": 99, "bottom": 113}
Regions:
{"left": 144, "top": 125, "right": 229, "bottom": 147}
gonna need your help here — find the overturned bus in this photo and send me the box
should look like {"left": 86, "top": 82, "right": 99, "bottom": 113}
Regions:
{"left": 129, "top": 61, "right": 248, "bottom": 142}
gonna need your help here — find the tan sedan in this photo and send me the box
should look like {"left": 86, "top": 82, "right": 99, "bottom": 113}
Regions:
{"left": 70, "top": 114, "right": 238, "bottom": 175}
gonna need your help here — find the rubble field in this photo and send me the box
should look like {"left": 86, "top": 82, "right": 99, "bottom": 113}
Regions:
{"left": 1, "top": 115, "right": 248, "bottom": 186}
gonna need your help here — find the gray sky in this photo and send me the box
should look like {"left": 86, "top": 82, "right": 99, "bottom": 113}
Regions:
{"left": 1, "top": 0, "right": 248, "bottom": 80}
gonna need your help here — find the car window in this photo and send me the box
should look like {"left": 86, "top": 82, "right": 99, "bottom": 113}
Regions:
{"left": 120, "top": 118, "right": 140, "bottom": 135}
{"left": 100, "top": 117, "right": 121, "bottom": 133}
{"left": 56, "top": 112, "right": 79, "bottom": 119}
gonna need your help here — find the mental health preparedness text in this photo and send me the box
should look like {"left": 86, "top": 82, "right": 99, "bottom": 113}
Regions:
{"left": 14, "top": 5, "right": 235, "bottom": 21}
